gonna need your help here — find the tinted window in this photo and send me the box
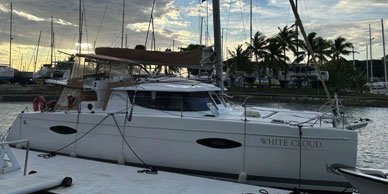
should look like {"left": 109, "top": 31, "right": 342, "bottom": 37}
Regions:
{"left": 128, "top": 91, "right": 211, "bottom": 111}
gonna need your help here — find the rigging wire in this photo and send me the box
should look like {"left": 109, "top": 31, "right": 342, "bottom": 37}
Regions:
{"left": 94, "top": 0, "right": 110, "bottom": 48}
{"left": 238, "top": 0, "right": 247, "bottom": 41}
{"left": 224, "top": 0, "right": 233, "bottom": 58}
{"left": 82, "top": 0, "right": 90, "bottom": 53}
{"left": 145, "top": 0, "right": 157, "bottom": 50}
{"left": 110, "top": 6, "right": 122, "bottom": 47}
{"left": 127, "top": 1, "right": 148, "bottom": 48}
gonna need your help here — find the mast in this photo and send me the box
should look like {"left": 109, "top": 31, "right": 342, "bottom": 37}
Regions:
{"left": 369, "top": 24, "right": 373, "bottom": 82}
{"left": 9, "top": 3, "right": 12, "bottom": 67}
{"left": 289, "top": 0, "right": 331, "bottom": 103}
{"left": 212, "top": 0, "right": 224, "bottom": 93}
{"left": 382, "top": 18, "right": 387, "bottom": 82}
{"left": 145, "top": 0, "right": 156, "bottom": 49}
{"left": 50, "top": 16, "right": 54, "bottom": 66}
{"left": 295, "top": 0, "right": 299, "bottom": 59}
{"left": 250, "top": 0, "right": 252, "bottom": 46}
{"left": 33, "top": 30, "right": 42, "bottom": 72}
{"left": 366, "top": 44, "right": 369, "bottom": 79}
{"left": 352, "top": 46, "right": 355, "bottom": 69}
{"left": 78, "top": 0, "right": 83, "bottom": 54}
{"left": 199, "top": 0, "right": 203, "bottom": 46}
{"left": 125, "top": 34, "right": 128, "bottom": 48}
{"left": 121, "top": 0, "right": 126, "bottom": 48}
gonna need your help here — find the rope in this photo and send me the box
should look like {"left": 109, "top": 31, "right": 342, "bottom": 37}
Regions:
{"left": 111, "top": 114, "right": 146, "bottom": 166}
{"left": 36, "top": 111, "right": 158, "bottom": 174}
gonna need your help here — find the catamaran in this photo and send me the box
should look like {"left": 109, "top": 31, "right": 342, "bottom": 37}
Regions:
{"left": 5, "top": 0, "right": 373, "bottom": 193}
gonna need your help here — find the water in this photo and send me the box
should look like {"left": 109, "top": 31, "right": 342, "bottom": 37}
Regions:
{"left": 1, "top": 101, "right": 387, "bottom": 169}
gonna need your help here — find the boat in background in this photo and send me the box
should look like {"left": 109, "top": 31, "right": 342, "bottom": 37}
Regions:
{"left": 0, "top": 65, "right": 15, "bottom": 82}
{"left": 330, "top": 164, "right": 388, "bottom": 194}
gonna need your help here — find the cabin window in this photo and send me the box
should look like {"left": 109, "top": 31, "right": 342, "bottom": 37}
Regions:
{"left": 128, "top": 91, "right": 212, "bottom": 111}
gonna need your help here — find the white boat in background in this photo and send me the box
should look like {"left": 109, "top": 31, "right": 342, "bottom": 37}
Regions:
{"left": 278, "top": 63, "right": 329, "bottom": 87}
{"left": 0, "top": 65, "right": 15, "bottom": 81}
{"left": 330, "top": 165, "right": 388, "bottom": 194}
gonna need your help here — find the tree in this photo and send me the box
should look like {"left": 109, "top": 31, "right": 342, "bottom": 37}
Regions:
{"left": 228, "top": 44, "right": 252, "bottom": 74}
{"left": 263, "top": 38, "right": 287, "bottom": 87}
{"left": 330, "top": 36, "right": 353, "bottom": 69}
{"left": 246, "top": 31, "right": 268, "bottom": 77}
{"left": 314, "top": 37, "right": 332, "bottom": 65}
{"left": 228, "top": 45, "right": 254, "bottom": 87}
{"left": 247, "top": 31, "right": 268, "bottom": 62}
{"left": 275, "top": 25, "right": 298, "bottom": 62}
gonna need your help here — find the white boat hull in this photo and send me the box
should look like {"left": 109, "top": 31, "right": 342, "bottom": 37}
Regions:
{"left": 7, "top": 111, "right": 357, "bottom": 193}
{"left": 338, "top": 168, "right": 388, "bottom": 194}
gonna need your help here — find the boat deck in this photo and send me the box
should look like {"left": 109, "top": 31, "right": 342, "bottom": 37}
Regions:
{"left": 2, "top": 148, "right": 291, "bottom": 194}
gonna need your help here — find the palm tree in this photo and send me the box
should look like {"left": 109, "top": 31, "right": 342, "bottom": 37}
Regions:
{"left": 314, "top": 37, "right": 332, "bottom": 65}
{"left": 263, "top": 38, "right": 287, "bottom": 86}
{"left": 300, "top": 32, "right": 332, "bottom": 66}
{"left": 275, "top": 25, "right": 298, "bottom": 62}
{"left": 330, "top": 36, "right": 353, "bottom": 68}
{"left": 228, "top": 45, "right": 253, "bottom": 87}
{"left": 228, "top": 44, "right": 252, "bottom": 75}
{"left": 246, "top": 31, "right": 268, "bottom": 85}
{"left": 247, "top": 31, "right": 268, "bottom": 63}
{"left": 300, "top": 32, "right": 319, "bottom": 64}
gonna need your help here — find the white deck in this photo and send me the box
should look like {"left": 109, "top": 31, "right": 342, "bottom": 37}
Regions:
{"left": 2, "top": 148, "right": 290, "bottom": 194}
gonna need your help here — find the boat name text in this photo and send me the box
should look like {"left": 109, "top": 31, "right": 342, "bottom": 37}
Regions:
{"left": 259, "top": 137, "right": 322, "bottom": 149}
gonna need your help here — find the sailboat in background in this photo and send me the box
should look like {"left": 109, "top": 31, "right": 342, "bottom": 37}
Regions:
{"left": 0, "top": 3, "right": 15, "bottom": 82}
{"left": 33, "top": 17, "right": 73, "bottom": 82}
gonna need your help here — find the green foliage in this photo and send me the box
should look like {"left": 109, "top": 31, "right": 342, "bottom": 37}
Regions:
{"left": 227, "top": 44, "right": 254, "bottom": 75}
{"left": 180, "top": 44, "right": 205, "bottom": 51}
{"left": 321, "top": 59, "right": 367, "bottom": 93}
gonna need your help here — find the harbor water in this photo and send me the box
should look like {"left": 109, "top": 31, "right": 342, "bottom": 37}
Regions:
{"left": 1, "top": 101, "right": 387, "bottom": 169}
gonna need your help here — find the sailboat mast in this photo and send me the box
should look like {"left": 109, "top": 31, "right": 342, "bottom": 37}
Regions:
{"left": 34, "top": 30, "right": 42, "bottom": 72}
{"left": 369, "top": 24, "right": 373, "bottom": 82}
{"left": 366, "top": 44, "right": 369, "bottom": 79}
{"left": 78, "top": 0, "right": 83, "bottom": 54}
{"left": 289, "top": 0, "right": 331, "bottom": 103}
{"left": 250, "top": 0, "right": 252, "bottom": 45}
{"left": 51, "top": 16, "right": 54, "bottom": 65}
{"left": 121, "top": 0, "right": 126, "bottom": 48}
{"left": 199, "top": 0, "right": 203, "bottom": 46}
{"left": 9, "top": 3, "right": 12, "bottom": 67}
{"left": 295, "top": 0, "right": 299, "bottom": 59}
{"left": 212, "top": 0, "right": 224, "bottom": 93}
{"left": 382, "top": 18, "right": 387, "bottom": 82}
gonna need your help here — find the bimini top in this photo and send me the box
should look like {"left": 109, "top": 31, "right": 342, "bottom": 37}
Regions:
{"left": 114, "top": 78, "right": 221, "bottom": 92}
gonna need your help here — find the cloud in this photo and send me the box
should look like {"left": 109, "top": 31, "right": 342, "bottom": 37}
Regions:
{"left": 0, "top": 3, "right": 75, "bottom": 26}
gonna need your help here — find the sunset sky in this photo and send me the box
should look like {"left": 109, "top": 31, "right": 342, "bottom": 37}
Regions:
{"left": 0, "top": 0, "right": 387, "bottom": 71}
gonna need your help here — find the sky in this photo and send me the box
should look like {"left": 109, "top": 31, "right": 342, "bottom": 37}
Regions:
{"left": 0, "top": 0, "right": 387, "bottom": 71}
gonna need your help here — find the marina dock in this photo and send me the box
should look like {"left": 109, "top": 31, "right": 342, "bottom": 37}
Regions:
{"left": 1, "top": 148, "right": 290, "bottom": 194}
